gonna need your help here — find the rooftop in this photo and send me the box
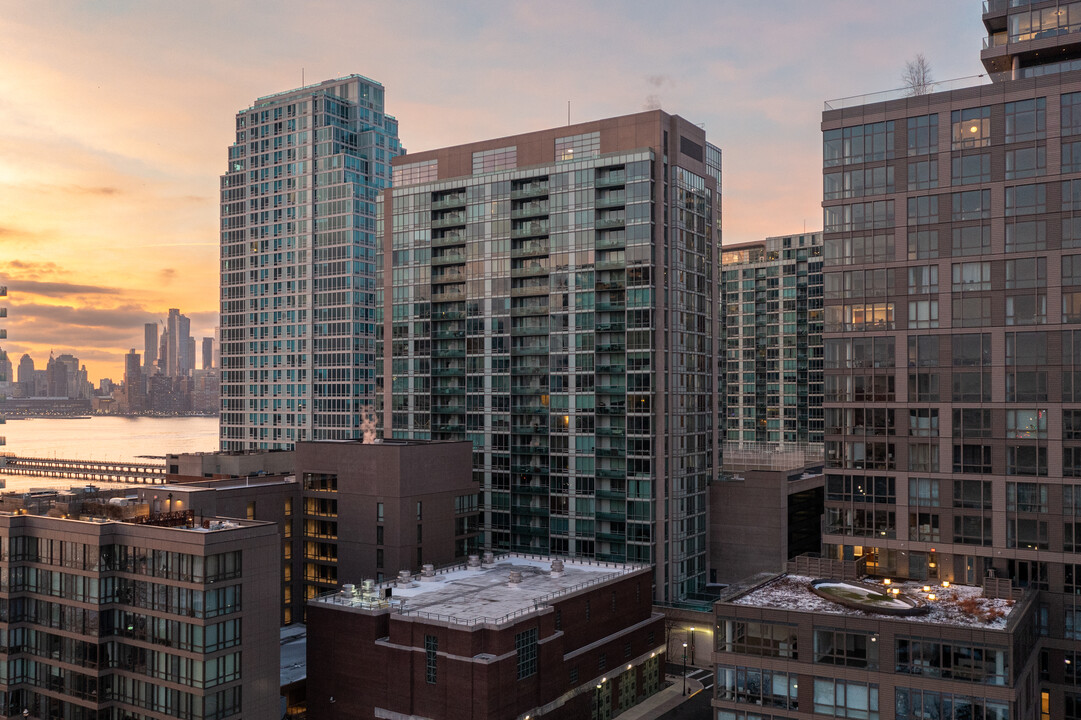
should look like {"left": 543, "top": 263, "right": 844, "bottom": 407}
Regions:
{"left": 726, "top": 574, "right": 1018, "bottom": 630}
{"left": 719, "top": 442, "right": 825, "bottom": 473}
{"left": 312, "top": 554, "right": 647, "bottom": 627}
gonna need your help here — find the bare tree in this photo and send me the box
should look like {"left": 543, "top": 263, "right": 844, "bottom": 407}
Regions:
{"left": 903, "top": 54, "right": 934, "bottom": 96}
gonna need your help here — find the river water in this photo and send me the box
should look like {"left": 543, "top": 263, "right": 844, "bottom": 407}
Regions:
{"left": 0, "top": 416, "right": 219, "bottom": 493}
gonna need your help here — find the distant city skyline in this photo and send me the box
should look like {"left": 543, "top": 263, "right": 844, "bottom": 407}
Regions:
{"left": 0, "top": 2, "right": 985, "bottom": 382}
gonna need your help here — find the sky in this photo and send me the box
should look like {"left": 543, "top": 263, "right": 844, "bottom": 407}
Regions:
{"left": 0, "top": 1, "right": 986, "bottom": 383}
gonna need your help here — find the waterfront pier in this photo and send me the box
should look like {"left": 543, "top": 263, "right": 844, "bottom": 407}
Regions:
{"left": 0, "top": 456, "right": 167, "bottom": 484}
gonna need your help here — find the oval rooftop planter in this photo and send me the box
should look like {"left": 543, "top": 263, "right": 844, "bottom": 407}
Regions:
{"left": 809, "top": 579, "right": 929, "bottom": 617}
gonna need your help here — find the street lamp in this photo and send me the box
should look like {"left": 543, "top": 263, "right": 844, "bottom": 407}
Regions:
{"left": 682, "top": 642, "right": 688, "bottom": 695}
{"left": 690, "top": 626, "right": 696, "bottom": 666}
{"left": 594, "top": 677, "right": 606, "bottom": 719}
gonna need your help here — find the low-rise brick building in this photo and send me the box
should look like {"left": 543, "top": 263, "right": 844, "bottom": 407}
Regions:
{"left": 307, "top": 553, "right": 665, "bottom": 719}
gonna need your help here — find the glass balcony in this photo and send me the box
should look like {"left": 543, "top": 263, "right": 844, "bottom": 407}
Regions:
{"left": 595, "top": 173, "right": 626, "bottom": 188}
{"left": 432, "top": 252, "right": 466, "bottom": 266}
{"left": 511, "top": 202, "right": 549, "bottom": 219}
{"left": 510, "top": 182, "right": 549, "bottom": 199}
{"left": 431, "top": 193, "right": 467, "bottom": 210}
{"left": 512, "top": 221, "right": 549, "bottom": 238}
{"left": 511, "top": 240, "right": 549, "bottom": 258}
{"left": 432, "top": 231, "right": 465, "bottom": 247}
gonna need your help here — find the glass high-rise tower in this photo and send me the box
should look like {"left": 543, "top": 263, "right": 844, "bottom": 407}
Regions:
{"left": 721, "top": 232, "right": 824, "bottom": 445}
{"left": 376, "top": 111, "right": 720, "bottom": 601}
{"left": 220, "top": 75, "right": 402, "bottom": 450}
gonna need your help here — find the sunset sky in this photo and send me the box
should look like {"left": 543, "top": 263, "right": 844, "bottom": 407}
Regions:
{"left": 0, "top": 1, "right": 983, "bottom": 383}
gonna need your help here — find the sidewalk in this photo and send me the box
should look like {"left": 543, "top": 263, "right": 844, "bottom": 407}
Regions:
{"left": 617, "top": 673, "right": 706, "bottom": 720}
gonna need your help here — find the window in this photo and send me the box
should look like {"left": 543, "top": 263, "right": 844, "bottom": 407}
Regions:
{"left": 909, "top": 510, "right": 940, "bottom": 541}
{"left": 951, "top": 152, "right": 990, "bottom": 184}
{"left": 824, "top": 268, "right": 893, "bottom": 299}
{"left": 895, "top": 689, "right": 1006, "bottom": 720}
{"left": 1067, "top": 256, "right": 1081, "bottom": 286}
{"left": 425, "top": 635, "right": 438, "bottom": 684}
{"left": 907, "top": 265, "right": 938, "bottom": 294}
{"left": 824, "top": 121, "right": 895, "bottom": 167}
{"left": 908, "top": 372, "right": 939, "bottom": 401}
{"left": 951, "top": 262, "right": 990, "bottom": 291}
{"left": 907, "top": 114, "right": 938, "bottom": 156}
{"left": 952, "top": 107, "right": 990, "bottom": 149}
{"left": 1007, "top": 334, "right": 1048, "bottom": 395}
{"left": 555, "top": 132, "right": 599, "bottom": 162}
{"left": 515, "top": 627, "right": 538, "bottom": 679}
{"left": 1007, "top": 409, "right": 1047, "bottom": 439}
{"left": 823, "top": 234, "right": 894, "bottom": 264}
{"left": 907, "top": 195, "right": 938, "bottom": 225}
{"left": 1008, "top": 446, "right": 1048, "bottom": 477}
{"left": 716, "top": 665, "right": 799, "bottom": 709}
{"left": 1067, "top": 565, "right": 1081, "bottom": 595}
{"left": 826, "top": 474, "right": 895, "bottom": 504}
{"left": 813, "top": 678, "right": 879, "bottom": 719}
{"left": 1066, "top": 486, "right": 1081, "bottom": 551}
{"left": 824, "top": 303, "right": 895, "bottom": 332}
{"left": 952, "top": 334, "right": 991, "bottom": 366}
{"left": 1005, "top": 183, "right": 1046, "bottom": 215}
{"left": 376, "top": 502, "right": 384, "bottom": 522}
{"left": 1064, "top": 92, "right": 1081, "bottom": 136}
{"left": 838, "top": 166, "right": 894, "bottom": 198}
{"left": 954, "top": 409, "right": 992, "bottom": 439}
{"left": 472, "top": 146, "right": 517, "bottom": 174}
{"left": 1066, "top": 216, "right": 1081, "bottom": 248}
{"left": 1006, "top": 220, "right": 1046, "bottom": 252}
{"left": 908, "top": 230, "right": 938, "bottom": 259}
{"left": 895, "top": 638, "right": 1009, "bottom": 685}
{"left": 954, "top": 515, "right": 993, "bottom": 546}
{"left": 823, "top": 201, "right": 895, "bottom": 232}
{"left": 1005, "top": 257, "right": 1046, "bottom": 288}
{"left": 1005, "top": 145, "right": 1046, "bottom": 179}
{"left": 955, "top": 479, "right": 992, "bottom": 509}
{"left": 952, "top": 225, "right": 990, "bottom": 256}
{"left": 1066, "top": 446, "right": 1081, "bottom": 477}
{"left": 952, "top": 190, "right": 991, "bottom": 220}
{"left": 952, "top": 297, "right": 991, "bottom": 328}
{"left": 1009, "top": 482, "right": 1048, "bottom": 512}
{"left": 908, "top": 159, "right": 937, "bottom": 190}
{"left": 1065, "top": 331, "right": 1081, "bottom": 401}
{"left": 717, "top": 620, "right": 798, "bottom": 658}
{"left": 813, "top": 629, "right": 879, "bottom": 668}
{"left": 908, "top": 300, "right": 938, "bottom": 329}
{"left": 1005, "top": 98, "right": 1046, "bottom": 143}
{"left": 908, "top": 335, "right": 939, "bottom": 367}
{"left": 1006, "top": 294, "right": 1047, "bottom": 325}
{"left": 902, "top": 482, "right": 939, "bottom": 516}
{"left": 1008, "top": 515, "right": 1049, "bottom": 549}
{"left": 954, "top": 444, "right": 992, "bottom": 474}
{"left": 1068, "top": 178, "right": 1081, "bottom": 211}
{"left": 1066, "top": 140, "right": 1081, "bottom": 174}
{"left": 1068, "top": 606, "right": 1081, "bottom": 641}
{"left": 908, "top": 408, "right": 942, "bottom": 436}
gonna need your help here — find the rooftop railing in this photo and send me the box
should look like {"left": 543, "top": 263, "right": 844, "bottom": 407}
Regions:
{"left": 720, "top": 441, "right": 825, "bottom": 472}
{"left": 824, "top": 74, "right": 997, "bottom": 112}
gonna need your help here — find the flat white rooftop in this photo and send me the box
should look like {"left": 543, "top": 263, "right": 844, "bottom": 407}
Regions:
{"left": 313, "top": 554, "right": 647, "bottom": 627}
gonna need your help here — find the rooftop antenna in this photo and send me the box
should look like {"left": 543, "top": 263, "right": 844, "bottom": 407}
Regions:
{"left": 568, "top": 100, "right": 571, "bottom": 126}
{"left": 302, "top": 68, "right": 305, "bottom": 86}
